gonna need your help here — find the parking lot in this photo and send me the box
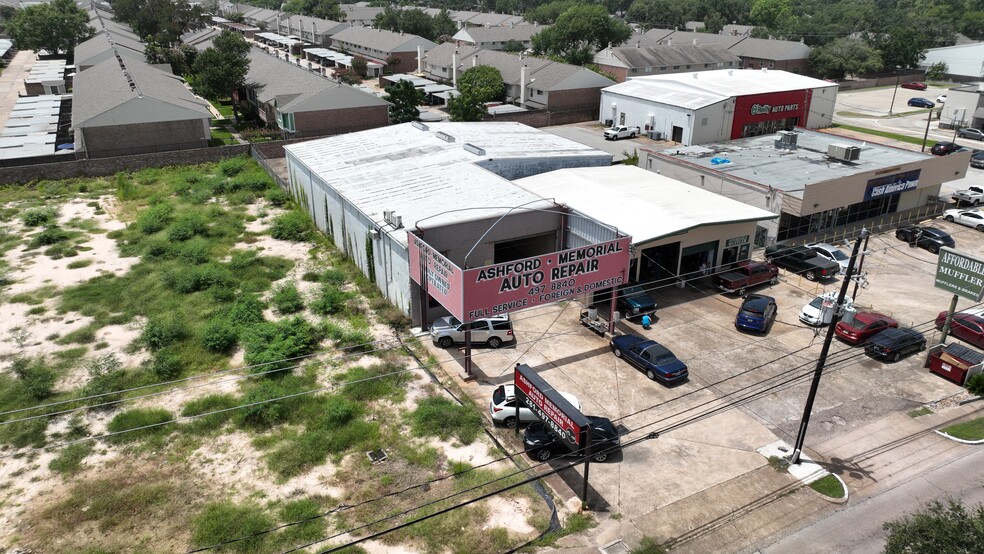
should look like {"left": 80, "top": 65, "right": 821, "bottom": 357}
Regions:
{"left": 424, "top": 216, "right": 979, "bottom": 524}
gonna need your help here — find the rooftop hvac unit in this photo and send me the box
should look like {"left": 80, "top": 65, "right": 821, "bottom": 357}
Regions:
{"left": 827, "top": 143, "right": 860, "bottom": 162}
{"left": 774, "top": 130, "right": 798, "bottom": 150}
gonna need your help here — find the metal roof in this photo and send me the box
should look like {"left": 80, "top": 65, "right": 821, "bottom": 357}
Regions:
{"left": 285, "top": 122, "right": 611, "bottom": 246}
{"left": 0, "top": 94, "right": 66, "bottom": 159}
{"left": 25, "top": 60, "right": 66, "bottom": 84}
{"left": 660, "top": 129, "right": 933, "bottom": 197}
{"left": 514, "top": 165, "right": 777, "bottom": 244}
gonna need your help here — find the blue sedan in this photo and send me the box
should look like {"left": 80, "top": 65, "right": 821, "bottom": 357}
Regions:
{"left": 736, "top": 294, "right": 778, "bottom": 333}
{"left": 907, "top": 97, "right": 935, "bottom": 109}
{"left": 610, "top": 334, "right": 688, "bottom": 384}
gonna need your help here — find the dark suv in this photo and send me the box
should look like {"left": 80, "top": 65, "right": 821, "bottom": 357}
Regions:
{"left": 523, "top": 416, "right": 620, "bottom": 462}
{"left": 864, "top": 327, "right": 926, "bottom": 362}
{"left": 895, "top": 226, "right": 954, "bottom": 253}
{"left": 931, "top": 142, "right": 961, "bottom": 156}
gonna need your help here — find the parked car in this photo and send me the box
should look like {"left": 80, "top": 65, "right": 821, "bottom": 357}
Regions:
{"left": 901, "top": 82, "right": 927, "bottom": 90}
{"left": 931, "top": 141, "right": 961, "bottom": 156}
{"left": 603, "top": 125, "right": 640, "bottom": 140}
{"left": 934, "top": 310, "right": 984, "bottom": 350}
{"left": 430, "top": 315, "right": 514, "bottom": 348}
{"left": 735, "top": 294, "right": 777, "bottom": 333}
{"left": 958, "top": 128, "right": 984, "bottom": 140}
{"left": 835, "top": 312, "right": 899, "bottom": 345}
{"left": 610, "top": 334, "right": 688, "bottom": 384}
{"left": 971, "top": 151, "right": 984, "bottom": 169}
{"left": 616, "top": 284, "right": 657, "bottom": 320}
{"left": 864, "top": 327, "right": 926, "bottom": 362}
{"left": 523, "top": 415, "right": 620, "bottom": 462}
{"left": 895, "top": 225, "right": 954, "bottom": 253}
{"left": 907, "top": 98, "right": 935, "bottom": 109}
{"left": 489, "top": 384, "right": 581, "bottom": 428}
{"left": 799, "top": 292, "right": 853, "bottom": 327}
{"left": 807, "top": 242, "right": 851, "bottom": 274}
{"left": 712, "top": 260, "right": 779, "bottom": 295}
{"left": 952, "top": 186, "right": 984, "bottom": 205}
{"left": 937, "top": 94, "right": 948, "bottom": 104}
{"left": 764, "top": 244, "right": 841, "bottom": 281}
{"left": 943, "top": 208, "right": 984, "bottom": 231}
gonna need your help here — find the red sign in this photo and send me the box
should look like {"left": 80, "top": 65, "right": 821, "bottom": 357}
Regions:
{"left": 514, "top": 364, "right": 588, "bottom": 449}
{"left": 461, "top": 237, "right": 631, "bottom": 322}
{"left": 407, "top": 233, "right": 463, "bottom": 318}
{"left": 731, "top": 89, "right": 812, "bottom": 139}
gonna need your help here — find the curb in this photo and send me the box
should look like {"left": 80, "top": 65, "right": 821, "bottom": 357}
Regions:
{"left": 934, "top": 430, "right": 984, "bottom": 445}
{"left": 806, "top": 473, "right": 850, "bottom": 504}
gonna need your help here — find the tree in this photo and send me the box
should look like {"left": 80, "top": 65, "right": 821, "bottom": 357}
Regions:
{"left": 625, "top": 0, "right": 688, "bottom": 31}
{"left": 433, "top": 9, "right": 457, "bottom": 41}
{"left": 883, "top": 499, "right": 984, "bottom": 553}
{"left": 189, "top": 30, "right": 251, "bottom": 119}
{"left": 531, "top": 4, "right": 632, "bottom": 65}
{"left": 351, "top": 56, "right": 368, "bottom": 78}
{"left": 6, "top": 0, "right": 93, "bottom": 55}
{"left": 925, "top": 61, "right": 948, "bottom": 81}
{"left": 808, "top": 38, "right": 882, "bottom": 79}
{"left": 502, "top": 39, "right": 526, "bottom": 53}
{"left": 865, "top": 28, "right": 927, "bottom": 70}
{"left": 961, "top": 11, "right": 984, "bottom": 41}
{"left": 383, "top": 80, "right": 424, "bottom": 123}
{"left": 525, "top": 0, "right": 581, "bottom": 25}
{"left": 282, "top": 0, "right": 343, "bottom": 20}
{"left": 749, "top": 0, "right": 790, "bottom": 29}
{"left": 447, "top": 89, "right": 486, "bottom": 122}
{"left": 458, "top": 66, "right": 504, "bottom": 103}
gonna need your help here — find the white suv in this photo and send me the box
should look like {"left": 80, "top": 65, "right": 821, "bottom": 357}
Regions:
{"left": 489, "top": 384, "right": 581, "bottom": 428}
{"left": 430, "top": 315, "right": 514, "bottom": 349}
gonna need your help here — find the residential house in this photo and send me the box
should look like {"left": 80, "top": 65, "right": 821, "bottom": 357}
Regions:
{"left": 276, "top": 13, "right": 349, "bottom": 46}
{"left": 452, "top": 25, "right": 543, "bottom": 51}
{"left": 242, "top": 47, "right": 390, "bottom": 138}
{"left": 74, "top": 32, "right": 144, "bottom": 71}
{"left": 340, "top": 5, "right": 385, "bottom": 27}
{"left": 72, "top": 57, "right": 212, "bottom": 158}
{"left": 721, "top": 24, "right": 754, "bottom": 37}
{"left": 593, "top": 43, "right": 742, "bottom": 82}
{"left": 728, "top": 37, "right": 811, "bottom": 73}
{"left": 329, "top": 27, "right": 436, "bottom": 74}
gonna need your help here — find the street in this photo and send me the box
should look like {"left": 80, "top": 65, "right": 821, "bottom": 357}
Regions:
{"left": 761, "top": 443, "right": 984, "bottom": 553}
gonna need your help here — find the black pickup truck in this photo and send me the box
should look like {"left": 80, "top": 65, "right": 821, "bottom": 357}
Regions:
{"left": 764, "top": 244, "right": 840, "bottom": 282}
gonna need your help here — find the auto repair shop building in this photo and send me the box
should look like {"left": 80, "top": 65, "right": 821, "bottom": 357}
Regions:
{"left": 645, "top": 129, "right": 971, "bottom": 245}
{"left": 599, "top": 68, "right": 837, "bottom": 145}
{"left": 514, "top": 165, "right": 778, "bottom": 284}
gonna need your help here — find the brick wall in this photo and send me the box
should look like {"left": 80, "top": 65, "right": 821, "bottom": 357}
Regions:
{"left": 546, "top": 87, "right": 603, "bottom": 113}
{"left": 81, "top": 120, "right": 209, "bottom": 158}
{"left": 597, "top": 64, "right": 628, "bottom": 83}
{"left": 486, "top": 107, "right": 596, "bottom": 127}
{"left": 0, "top": 145, "right": 250, "bottom": 185}
{"left": 740, "top": 57, "right": 811, "bottom": 75}
{"left": 294, "top": 105, "right": 390, "bottom": 137}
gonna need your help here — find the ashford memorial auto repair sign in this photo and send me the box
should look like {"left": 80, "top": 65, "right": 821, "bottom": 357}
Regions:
{"left": 935, "top": 247, "right": 984, "bottom": 301}
{"left": 514, "top": 363, "right": 589, "bottom": 450}
{"left": 409, "top": 233, "right": 631, "bottom": 322}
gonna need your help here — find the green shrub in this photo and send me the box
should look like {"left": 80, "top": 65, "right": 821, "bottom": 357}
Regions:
{"left": 168, "top": 212, "right": 208, "bottom": 241}
{"left": 301, "top": 271, "right": 321, "bottom": 282}
{"left": 966, "top": 373, "right": 984, "bottom": 396}
{"left": 21, "top": 207, "right": 57, "bottom": 227}
{"left": 201, "top": 317, "right": 238, "bottom": 352}
{"left": 227, "top": 191, "right": 257, "bottom": 205}
{"left": 320, "top": 268, "right": 347, "bottom": 285}
{"left": 271, "top": 283, "right": 304, "bottom": 314}
{"left": 310, "top": 283, "right": 348, "bottom": 315}
{"left": 141, "top": 316, "right": 187, "bottom": 351}
{"left": 243, "top": 317, "right": 322, "bottom": 374}
{"left": 322, "top": 321, "right": 373, "bottom": 352}
{"left": 410, "top": 396, "right": 482, "bottom": 444}
{"left": 179, "top": 238, "right": 210, "bottom": 264}
{"left": 181, "top": 393, "right": 240, "bottom": 431}
{"left": 0, "top": 418, "right": 48, "bottom": 448}
{"left": 151, "top": 349, "right": 182, "bottom": 380}
{"left": 315, "top": 395, "right": 359, "bottom": 428}
{"left": 337, "top": 363, "right": 403, "bottom": 401}
{"left": 229, "top": 249, "right": 258, "bottom": 270}
{"left": 238, "top": 376, "right": 306, "bottom": 427}
{"left": 267, "top": 420, "right": 378, "bottom": 478}
{"left": 218, "top": 157, "right": 249, "bottom": 177}
{"left": 270, "top": 211, "right": 312, "bottom": 242}
{"left": 265, "top": 188, "right": 289, "bottom": 207}
{"left": 188, "top": 187, "right": 213, "bottom": 204}
{"left": 12, "top": 357, "right": 57, "bottom": 400}
{"left": 142, "top": 237, "right": 176, "bottom": 260}
{"left": 228, "top": 294, "right": 266, "bottom": 329}
{"left": 231, "top": 171, "right": 272, "bottom": 192}
{"left": 49, "top": 442, "right": 93, "bottom": 475}
{"left": 67, "top": 259, "right": 94, "bottom": 269}
{"left": 105, "top": 408, "right": 174, "bottom": 443}
{"left": 83, "top": 353, "right": 126, "bottom": 407}
{"left": 192, "top": 502, "right": 273, "bottom": 554}
{"left": 136, "top": 203, "right": 173, "bottom": 234}
{"left": 31, "top": 225, "right": 71, "bottom": 246}
{"left": 162, "top": 263, "right": 233, "bottom": 294}
{"left": 277, "top": 499, "right": 327, "bottom": 544}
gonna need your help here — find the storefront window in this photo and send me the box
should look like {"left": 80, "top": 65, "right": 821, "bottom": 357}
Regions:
{"left": 741, "top": 116, "right": 799, "bottom": 138}
{"left": 722, "top": 235, "right": 750, "bottom": 267}
{"left": 778, "top": 195, "right": 900, "bottom": 241}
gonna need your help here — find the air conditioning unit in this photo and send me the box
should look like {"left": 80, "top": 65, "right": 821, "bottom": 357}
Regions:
{"left": 369, "top": 229, "right": 380, "bottom": 240}
{"left": 774, "top": 130, "right": 798, "bottom": 150}
{"left": 827, "top": 143, "right": 860, "bottom": 162}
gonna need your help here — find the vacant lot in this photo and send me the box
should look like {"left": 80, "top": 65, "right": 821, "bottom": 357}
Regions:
{"left": 0, "top": 159, "right": 550, "bottom": 553}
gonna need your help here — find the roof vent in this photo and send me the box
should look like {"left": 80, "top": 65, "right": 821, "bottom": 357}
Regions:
{"left": 774, "top": 130, "right": 797, "bottom": 150}
{"left": 383, "top": 211, "right": 403, "bottom": 229}
{"left": 463, "top": 143, "right": 486, "bottom": 156}
{"left": 436, "top": 131, "right": 455, "bottom": 143}
{"left": 827, "top": 143, "right": 860, "bottom": 162}
{"left": 411, "top": 121, "right": 429, "bottom": 131}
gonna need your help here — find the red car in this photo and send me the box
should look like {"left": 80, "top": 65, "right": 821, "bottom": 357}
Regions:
{"left": 901, "top": 82, "right": 927, "bottom": 90}
{"left": 835, "top": 312, "right": 898, "bottom": 345}
{"left": 935, "top": 311, "right": 984, "bottom": 349}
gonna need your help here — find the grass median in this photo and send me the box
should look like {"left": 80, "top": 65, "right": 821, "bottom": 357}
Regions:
{"left": 941, "top": 416, "right": 984, "bottom": 441}
{"left": 831, "top": 124, "right": 928, "bottom": 146}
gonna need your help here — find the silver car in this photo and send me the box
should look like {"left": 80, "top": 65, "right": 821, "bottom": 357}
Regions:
{"left": 489, "top": 384, "right": 581, "bottom": 428}
{"left": 807, "top": 242, "right": 850, "bottom": 274}
{"left": 430, "top": 315, "right": 514, "bottom": 348}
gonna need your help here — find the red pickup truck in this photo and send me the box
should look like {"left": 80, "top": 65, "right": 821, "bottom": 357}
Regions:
{"left": 712, "top": 260, "right": 779, "bottom": 295}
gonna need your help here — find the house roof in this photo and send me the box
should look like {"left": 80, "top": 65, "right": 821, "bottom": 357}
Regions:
{"left": 452, "top": 25, "right": 544, "bottom": 44}
{"left": 73, "top": 57, "right": 211, "bottom": 128}
{"left": 340, "top": 5, "right": 385, "bottom": 22}
{"left": 74, "top": 32, "right": 144, "bottom": 69}
{"left": 426, "top": 47, "right": 613, "bottom": 90}
{"left": 278, "top": 13, "right": 349, "bottom": 36}
{"left": 603, "top": 43, "right": 741, "bottom": 69}
{"left": 721, "top": 24, "right": 754, "bottom": 37}
{"left": 284, "top": 121, "right": 612, "bottom": 247}
{"left": 462, "top": 12, "right": 525, "bottom": 27}
{"left": 245, "top": 47, "right": 389, "bottom": 113}
{"left": 728, "top": 37, "right": 811, "bottom": 61}
{"left": 182, "top": 26, "right": 222, "bottom": 47}
{"left": 422, "top": 42, "right": 481, "bottom": 68}
{"left": 330, "top": 26, "right": 437, "bottom": 54}
{"left": 514, "top": 165, "right": 777, "bottom": 244}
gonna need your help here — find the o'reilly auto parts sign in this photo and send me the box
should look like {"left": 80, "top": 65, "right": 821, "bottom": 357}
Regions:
{"left": 935, "top": 247, "right": 984, "bottom": 301}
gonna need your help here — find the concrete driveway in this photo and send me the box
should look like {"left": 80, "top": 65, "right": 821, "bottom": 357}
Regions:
{"left": 542, "top": 121, "right": 667, "bottom": 162}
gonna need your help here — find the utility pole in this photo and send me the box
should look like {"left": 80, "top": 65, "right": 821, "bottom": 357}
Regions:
{"left": 888, "top": 74, "right": 900, "bottom": 115}
{"left": 851, "top": 233, "right": 870, "bottom": 301}
{"left": 791, "top": 228, "right": 870, "bottom": 465}
{"left": 921, "top": 107, "right": 934, "bottom": 153}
